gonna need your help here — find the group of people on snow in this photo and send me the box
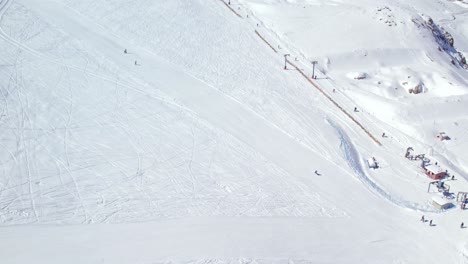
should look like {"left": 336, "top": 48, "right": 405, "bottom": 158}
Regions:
{"left": 421, "top": 215, "right": 464, "bottom": 228}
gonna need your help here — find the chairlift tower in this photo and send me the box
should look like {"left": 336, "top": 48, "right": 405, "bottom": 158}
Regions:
{"left": 311, "top": 61, "right": 318, "bottom": 79}
{"left": 284, "top": 54, "right": 290, "bottom": 70}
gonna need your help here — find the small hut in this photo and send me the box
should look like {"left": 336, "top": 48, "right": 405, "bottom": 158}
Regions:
{"left": 367, "top": 157, "right": 378, "bottom": 169}
{"left": 436, "top": 132, "right": 449, "bottom": 141}
{"left": 424, "top": 164, "right": 446, "bottom": 180}
{"left": 432, "top": 196, "right": 452, "bottom": 209}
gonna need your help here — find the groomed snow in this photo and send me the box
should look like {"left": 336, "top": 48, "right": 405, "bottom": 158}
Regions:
{"left": 0, "top": 0, "right": 468, "bottom": 263}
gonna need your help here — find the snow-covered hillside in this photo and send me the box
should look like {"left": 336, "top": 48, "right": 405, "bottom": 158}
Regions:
{"left": 0, "top": 0, "right": 467, "bottom": 263}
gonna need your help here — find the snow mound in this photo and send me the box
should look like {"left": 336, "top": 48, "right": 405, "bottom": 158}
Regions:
{"left": 347, "top": 72, "right": 367, "bottom": 80}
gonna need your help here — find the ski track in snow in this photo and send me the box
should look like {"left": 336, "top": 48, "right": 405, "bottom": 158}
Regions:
{"left": 327, "top": 118, "right": 440, "bottom": 213}
{"left": 0, "top": 0, "right": 361, "bottom": 224}
{"left": 0, "top": 0, "right": 468, "bottom": 263}
{"left": 0, "top": 0, "right": 459, "bottom": 227}
{"left": 0, "top": 0, "right": 447, "bottom": 225}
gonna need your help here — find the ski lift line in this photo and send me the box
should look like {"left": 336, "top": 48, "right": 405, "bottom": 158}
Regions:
{"left": 254, "top": 30, "right": 278, "bottom": 53}
{"left": 286, "top": 60, "right": 382, "bottom": 146}
{"left": 218, "top": 0, "right": 242, "bottom": 18}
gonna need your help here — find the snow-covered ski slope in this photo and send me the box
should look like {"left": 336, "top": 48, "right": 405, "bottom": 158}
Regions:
{"left": 0, "top": 0, "right": 468, "bottom": 263}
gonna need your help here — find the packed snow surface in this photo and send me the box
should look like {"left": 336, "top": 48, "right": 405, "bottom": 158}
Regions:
{"left": 1, "top": 0, "right": 468, "bottom": 263}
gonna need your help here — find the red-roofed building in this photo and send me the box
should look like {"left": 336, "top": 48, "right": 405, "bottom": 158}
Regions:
{"left": 424, "top": 164, "right": 446, "bottom": 179}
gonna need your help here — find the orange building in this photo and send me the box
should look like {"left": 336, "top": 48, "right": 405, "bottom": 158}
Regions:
{"left": 424, "top": 164, "right": 446, "bottom": 180}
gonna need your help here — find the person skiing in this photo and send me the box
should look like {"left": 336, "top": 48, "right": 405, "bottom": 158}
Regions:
{"left": 354, "top": 107, "right": 358, "bottom": 112}
{"left": 124, "top": 49, "right": 127, "bottom": 54}
{"left": 134, "top": 60, "right": 137, "bottom": 66}
{"left": 461, "top": 222, "right": 465, "bottom": 228}
{"left": 421, "top": 215, "right": 425, "bottom": 222}
{"left": 314, "top": 170, "right": 319, "bottom": 175}
{"left": 382, "top": 132, "right": 386, "bottom": 138}
{"left": 429, "top": 220, "right": 433, "bottom": 226}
